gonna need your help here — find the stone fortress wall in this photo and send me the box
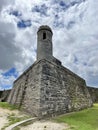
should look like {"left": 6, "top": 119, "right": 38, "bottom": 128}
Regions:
{"left": 1, "top": 85, "right": 98, "bottom": 109}
{"left": 0, "top": 90, "right": 11, "bottom": 102}
{"left": 1, "top": 25, "right": 97, "bottom": 117}
{"left": 7, "top": 59, "right": 93, "bottom": 117}
{"left": 87, "top": 87, "right": 98, "bottom": 103}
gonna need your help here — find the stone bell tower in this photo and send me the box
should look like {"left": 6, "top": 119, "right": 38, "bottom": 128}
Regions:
{"left": 37, "top": 25, "right": 53, "bottom": 61}
{"left": 8, "top": 25, "right": 92, "bottom": 118}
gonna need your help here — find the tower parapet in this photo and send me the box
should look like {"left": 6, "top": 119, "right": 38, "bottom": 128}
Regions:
{"left": 37, "top": 25, "right": 53, "bottom": 61}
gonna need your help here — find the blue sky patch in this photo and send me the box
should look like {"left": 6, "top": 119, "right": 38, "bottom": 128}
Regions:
{"left": 1, "top": 84, "right": 12, "bottom": 90}
{"left": 2, "top": 68, "right": 18, "bottom": 78}
{"left": 32, "top": 4, "right": 48, "bottom": 16}
{"left": 59, "top": 1, "right": 69, "bottom": 10}
{"left": 60, "top": 1, "right": 65, "bottom": 6}
{"left": 9, "top": 10, "right": 22, "bottom": 17}
{"left": 17, "top": 20, "right": 32, "bottom": 28}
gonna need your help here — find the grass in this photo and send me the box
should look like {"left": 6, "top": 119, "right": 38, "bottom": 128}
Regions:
{"left": 55, "top": 104, "right": 98, "bottom": 130}
{"left": 8, "top": 113, "right": 29, "bottom": 125}
{"left": 13, "top": 127, "right": 20, "bottom": 130}
{"left": 1, "top": 113, "right": 29, "bottom": 130}
{"left": 0, "top": 102, "right": 30, "bottom": 130}
{"left": 0, "top": 102, "right": 18, "bottom": 110}
{"left": 1, "top": 102, "right": 98, "bottom": 130}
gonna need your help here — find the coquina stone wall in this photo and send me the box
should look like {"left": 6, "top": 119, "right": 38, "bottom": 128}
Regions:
{"left": 8, "top": 61, "right": 42, "bottom": 116}
{"left": 8, "top": 59, "right": 93, "bottom": 117}
{"left": 39, "top": 59, "right": 92, "bottom": 117}
{"left": 0, "top": 90, "right": 11, "bottom": 102}
{"left": 87, "top": 87, "right": 98, "bottom": 103}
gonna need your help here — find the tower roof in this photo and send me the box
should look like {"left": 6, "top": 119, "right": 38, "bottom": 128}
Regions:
{"left": 37, "top": 25, "right": 53, "bottom": 34}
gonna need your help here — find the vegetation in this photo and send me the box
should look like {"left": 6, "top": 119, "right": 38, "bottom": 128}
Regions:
{"left": 1, "top": 102, "right": 98, "bottom": 130}
{"left": 0, "top": 102, "right": 18, "bottom": 110}
{"left": 1, "top": 113, "right": 29, "bottom": 130}
{"left": 13, "top": 127, "right": 20, "bottom": 130}
{"left": 8, "top": 113, "right": 29, "bottom": 125}
{"left": 0, "top": 102, "right": 30, "bottom": 130}
{"left": 55, "top": 104, "right": 98, "bottom": 130}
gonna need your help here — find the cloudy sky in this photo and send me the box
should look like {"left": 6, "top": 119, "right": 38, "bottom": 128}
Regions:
{"left": 0, "top": 0, "right": 98, "bottom": 90}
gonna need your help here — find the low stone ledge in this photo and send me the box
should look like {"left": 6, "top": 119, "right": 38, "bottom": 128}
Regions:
{"left": 5, "top": 117, "right": 37, "bottom": 130}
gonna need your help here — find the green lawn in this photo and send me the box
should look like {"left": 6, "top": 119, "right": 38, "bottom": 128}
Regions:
{"left": 55, "top": 104, "right": 98, "bottom": 130}
{"left": 0, "top": 102, "right": 98, "bottom": 130}
{"left": 0, "top": 102, "right": 18, "bottom": 110}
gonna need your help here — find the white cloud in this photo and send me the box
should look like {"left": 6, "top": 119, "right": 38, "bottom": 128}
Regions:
{"left": 0, "top": 74, "right": 16, "bottom": 90}
{"left": 0, "top": 0, "right": 98, "bottom": 89}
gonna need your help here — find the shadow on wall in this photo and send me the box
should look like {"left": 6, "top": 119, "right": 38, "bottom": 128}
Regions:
{"left": 0, "top": 90, "right": 11, "bottom": 102}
